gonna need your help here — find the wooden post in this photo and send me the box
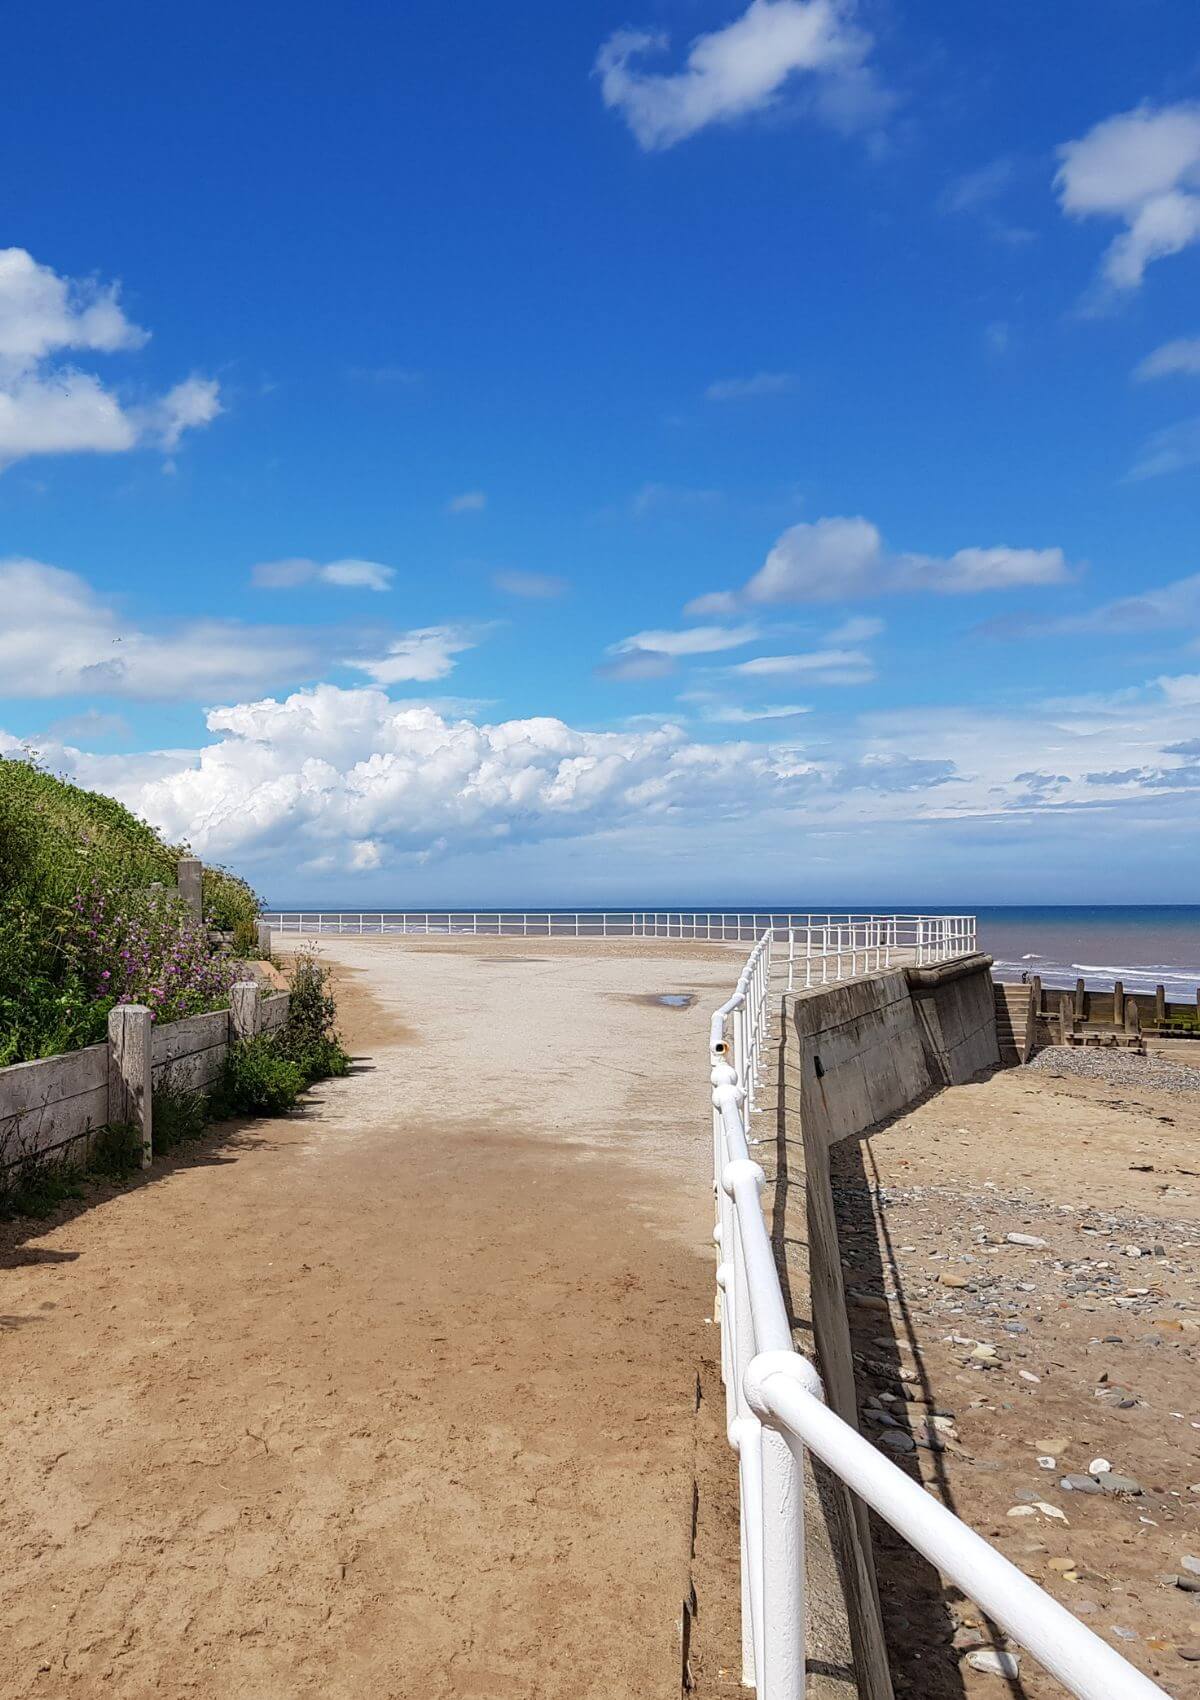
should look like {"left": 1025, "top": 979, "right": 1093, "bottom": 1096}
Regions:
{"left": 1126, "top": 998, "right": 1140, "bottom": 1036}
{"left": 1032, "top": 974, "right": 1042, "bottom": 1014}
{"left": 230, "top": 981, "right": 262, "bottom": 1042}
{"left": 108, "top": 1004, "right": 153, "bottom": 1169}
{"left": 177, "top": 856, "right": 203, "bottom": 922}
{"left": 1023, "top": 981, "right": 1038, "bottom": 1064}
{"left": 1074, "top": 977, "right": 1086, "bottom": 1021}
{"left": 1059, "top": 992, "right": 1073, "bottom": 1045}
{"left": 1155, "top": 984, "right": 1166, "bottom": 1028}
{"left": 1113, "top": 979, "right": 1125, "bottom": 1028}
{"left": 256, "top": 919, "right": 273, "bottom": 957}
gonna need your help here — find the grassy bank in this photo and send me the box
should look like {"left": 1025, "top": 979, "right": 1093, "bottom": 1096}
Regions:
{"left": 0, "top": 757, "right": 259, "bottom": 1064}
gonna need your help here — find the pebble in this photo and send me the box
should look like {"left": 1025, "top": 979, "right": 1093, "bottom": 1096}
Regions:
{"left": 1027, "top": 1047, "right": 1200, "bottom": 1093}
{"left": 1179, "top": 1646, "right": 1200, "bottom": 1661}
{"left": 1005, "top": 1232, "right": 1048, "bottom": 1248}
{"left": 1183, "top": 1556, "right": 1200, "bottom": 1577}
{"left": 879, "top": 1430, "right": 916, "bottom": 1454}
{"left": 1096, "top": 1472, "right": 1144, "bottom": 1496}
{"left": 1089, "top": 1457, "right": 1112, "bottom": 1476}
{"left": 1060, "top": 1475, "right": 1103, "bottom": 1495}
{"left": 966, "top": 1649, "right": 1021, "bottom": 1677}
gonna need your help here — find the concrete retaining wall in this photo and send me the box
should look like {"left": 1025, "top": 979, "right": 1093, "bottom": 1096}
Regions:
{"left": 780, "top": 952, "right": 999, "bottom": 1700}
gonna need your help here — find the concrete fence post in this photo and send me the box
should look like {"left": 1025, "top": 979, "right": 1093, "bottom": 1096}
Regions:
{"left": 177, "top": 856, "right": 203, "bottom": 922}
{"left": 230, "top": 981, "right": 262, "bottom": 1042}
{"left": 108, "top": 1004, "right": 153, "bottom": 1169}
{"left": 256, "top": 919, "right": 273, "bottom": 957}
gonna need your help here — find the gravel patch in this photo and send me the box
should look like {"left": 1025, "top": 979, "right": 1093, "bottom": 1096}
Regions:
{"left": 1028, "top": 1046, "right": 1200, "bottom": 1094}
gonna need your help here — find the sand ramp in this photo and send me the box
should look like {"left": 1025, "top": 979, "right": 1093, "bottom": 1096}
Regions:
{"left": 0, "top": 938, "right": 742, "bottom": 1699}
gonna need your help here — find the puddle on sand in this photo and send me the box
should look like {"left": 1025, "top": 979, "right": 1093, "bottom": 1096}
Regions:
{"left": 625, "top": 992, "right": 697, "bottom": 1010}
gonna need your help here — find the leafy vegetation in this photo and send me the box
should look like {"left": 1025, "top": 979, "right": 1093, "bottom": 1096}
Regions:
{"left": 0, "top": 755, "right": 265, "bottom": 1065}
{"left": 215, "top": 951, "right": 351, "bottom": 1115}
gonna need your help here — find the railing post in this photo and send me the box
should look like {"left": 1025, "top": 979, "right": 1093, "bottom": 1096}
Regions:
{"left": 108, "top": 1004, "right": 153, "bottom": 1169}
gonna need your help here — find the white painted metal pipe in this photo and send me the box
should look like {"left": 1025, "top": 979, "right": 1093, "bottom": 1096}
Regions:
{"left": 748, "top": 1365, "right": 1172, "bottom": 1700}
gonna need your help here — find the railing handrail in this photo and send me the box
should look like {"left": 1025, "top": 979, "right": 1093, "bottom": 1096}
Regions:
{"left": 710, "top": 941, "right": 1171, "bottom": 1700}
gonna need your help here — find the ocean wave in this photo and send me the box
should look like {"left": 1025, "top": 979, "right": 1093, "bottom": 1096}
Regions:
{"left": 1072, "top": 963, "right": 1200, "bottom": 981}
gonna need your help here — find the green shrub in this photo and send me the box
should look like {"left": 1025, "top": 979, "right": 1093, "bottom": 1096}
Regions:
{"left": 202, "top": 865, "right": 262, "bottom": 955}
{"left": 276, "top": 949, "right": 350, "bottom": 1083}
{"left": 88, "top": 1123, "right": 144, "bottom": 1178}
{"left": 218, "top": 1036, "right": 307, "bottom": 1116}
{"left": 152, "top": 1081, "right": 209, "bottom": 1151}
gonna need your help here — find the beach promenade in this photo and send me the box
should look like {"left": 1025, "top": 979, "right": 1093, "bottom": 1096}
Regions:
{"left": 0, "top": 936, "right": 746, "bottom": 1699}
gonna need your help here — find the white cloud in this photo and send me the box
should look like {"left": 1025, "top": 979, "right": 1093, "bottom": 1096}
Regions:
{"left": 684, "top": 589, "right": 742, "bottom": 618}
{"left": 353, "top": 625, "right": 482, "bottom": 685}
{"left": 609, "top": 623, "right": 761, "bottom": 658}
{"left": 14, "top": 672, "right": 1200, "bottom": 894}
{"left": 1135, "top": 337, "right": 1200, "bottom": 380}
{"left": 1127, "top": 415, "right": 1200, "bottom": 481}
{"left": 446, "top": 489, "right": 487, "bottom": 514}
{"left": 703, "top": 515, "right": 1070, "bottom": 606}
{"left": 595, "top": 0, "right": 886, "bottom": 152}
{"left": 492, "top": 569, "right": 568, "bottom": 598}
{"left": 827, "top": 614, "right": 883, "bottom": 643}
{"left": 252, "top": 557, "right": 396, "bottom": 592}
{"left": 706, "top": 371, "right": 797, "bottom": 401}
{"left": 0, "top": 557, "right": 479, "bottom": 701}
{"left": 692, "top": 700, "right": 812, "bottom": 723}
{"left": 0, "top": 249, "right": 221, "bottom": 468}
{"left": 731, "top": 647, "right": 875, "bottom": 684}
{"left": 1055, "top": 103, "right": 1200, "bottom": 293}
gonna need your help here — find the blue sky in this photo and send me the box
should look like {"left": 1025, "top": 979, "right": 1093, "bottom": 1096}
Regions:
{"left": 2, "top": 0, "right": 1199, "bottom": 904}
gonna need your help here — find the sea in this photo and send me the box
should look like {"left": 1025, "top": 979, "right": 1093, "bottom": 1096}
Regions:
{"left": 267, "top": 903, "right": 1200, "bottom": 999}
{"left": 974, "top": 905, "right": 1200, "bottom": 998}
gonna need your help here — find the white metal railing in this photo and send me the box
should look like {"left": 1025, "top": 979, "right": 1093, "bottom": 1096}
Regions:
{"left": 262, "top": 910, "right": 977, "bottom": 966}
{"left": 709, "top": 942, "right": 1170, "bottom": 1700}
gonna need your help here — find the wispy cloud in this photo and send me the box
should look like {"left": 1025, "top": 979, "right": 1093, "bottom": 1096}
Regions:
{"left": 1134, "top": 338, "right": 1200, "bottom": 382}
{"left": 252, "top": 557, "right": 396, "bottom": 592}
{"left": 632, "top": 481, "right": 722, "bottom": 517}
{"left": 446, "top": 489, "right": 487, "bottom": 514}
{"left": 492, "top": 569, "right": 568, "bottom": 599}
{"left": 595, "top": 0, "right": 889, "bottom": 152}
{"left": 730, "top": 646, "right": 875, "bottom": 685}
{"left": 705, "top": 371, "right": 797, "bottom": 401}
{"left": 1127, "top": 415, "right": 1200, "bottom": 481}
{"left": 610, "top": 624, "right": 761, "bottom": 658}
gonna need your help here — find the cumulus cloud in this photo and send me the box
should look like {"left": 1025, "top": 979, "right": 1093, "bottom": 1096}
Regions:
{"left": 252, "top": 557, "right": 396, "bottom": 592}
{"left": 595, "top": 0, "right": 887, "bottom": 152}
{"left": 1055, "top": 103, "right": 1200, "bottom": 294}
{"left": 705, "top": 371, "right": 797, "bottom": 401}
{"left": 492, "top": 569, "right": 568, "bottom": 598}
{"left": 446, "top": 489, "right": 487, "bottom": 514}
{"left": 694, "top": 516, "right": 1070, "bottom": 607}
{"left": 0, "top": 248, "right": 221, "bottom": 467}
{"left": 0, "top": 557, "right": 479, "bottom": 701}
{"left": 1134, "top": 337, "right": 1200, "bottom": 381}
{"left": 12, "top": 683, "right": 964, "bottom": 875}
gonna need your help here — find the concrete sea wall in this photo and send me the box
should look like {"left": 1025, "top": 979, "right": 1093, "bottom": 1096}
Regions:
{"left": 778, "top": 953, "right": 999, "bottom": 1700}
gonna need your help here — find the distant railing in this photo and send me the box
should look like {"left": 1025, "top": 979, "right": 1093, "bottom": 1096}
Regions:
{"left": 709, "top": 941, "right": 1169, "bottom": 1700}
{"left": 262, "top": 909, "right": 977, "bottom": 966}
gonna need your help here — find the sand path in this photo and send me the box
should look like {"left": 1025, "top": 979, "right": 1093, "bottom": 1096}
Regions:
{"left": 0, "top": 937, "right": 744, "bottom": 1699}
